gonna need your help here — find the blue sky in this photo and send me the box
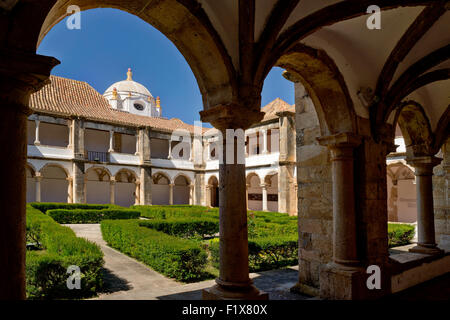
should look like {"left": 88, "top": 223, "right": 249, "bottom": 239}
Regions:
{"left": 37, "top": 8, "right": 294, "bottom": 126}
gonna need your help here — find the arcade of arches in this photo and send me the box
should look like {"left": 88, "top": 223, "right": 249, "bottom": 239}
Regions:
{"left": 0, "top": 1, "right": 449, "bottom": 300}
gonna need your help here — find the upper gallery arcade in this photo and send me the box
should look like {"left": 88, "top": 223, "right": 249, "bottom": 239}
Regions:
{"left": 0, "top": 0, "right": 448, "bottom": 300}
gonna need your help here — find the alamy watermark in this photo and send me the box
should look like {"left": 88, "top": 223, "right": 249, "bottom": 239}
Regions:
{"left": 66, "top": 5, "right": 81, "bottom": 30}
{"left": 66, "top": 265, "right": 81, "bottom": 290}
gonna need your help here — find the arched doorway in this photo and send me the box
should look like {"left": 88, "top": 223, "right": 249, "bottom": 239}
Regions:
{"left": 85, "top": 167, "right": 111, "bottom": 204}
{"left": 152, "top": 172, "right": 171, "bottom": 205}
{"left": 246, "top": 173, "right": 262, "bottom": 211}
{"left": 207, "top": 176, "right": 219, "bottom": 208}
{"left": 264, "top": 173, "right": 279, "bottom": 212}
{"left": 173, "top": 174, "right": 190, "bottom": 205}
{"left": 40, "top": 164, "right": 69, "bottom": 203}
{"left": 115, "top": 169, "right": 138, "bottom": 207}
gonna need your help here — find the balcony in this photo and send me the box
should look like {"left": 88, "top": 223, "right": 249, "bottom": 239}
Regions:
{"left": 28, "top": 144, "right": 73, "bottom": 159}
{"left": 86, "top": 151, "right": 109, "bottom": 163}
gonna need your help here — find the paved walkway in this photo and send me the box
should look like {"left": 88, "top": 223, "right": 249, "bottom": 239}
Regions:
{"left": 66, "top": 224, "right": 308, "bottom": 300}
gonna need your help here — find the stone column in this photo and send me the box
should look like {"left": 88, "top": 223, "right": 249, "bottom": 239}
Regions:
{"left": 261, "top": 183, "right": 268, "bottom": 211}
{"left": 67, "top": 177, "right": 73, "bottom": 203}
{"left": 189, "top": 184, "right": 194, "bottom": 205}
{"left": 0, "top": 51, "right": 59, "bottom": 299}
{"left": 318, "top": 133, "right": 362, "bottom": 269}
{"left": 108, "top": 130, "right": 114, "bottom": 152}
{"left": 135, "top": 132, "right": 139, "bottom": 155}
{"left": 206, "top": 185, "right": 211, "bottom": 207}
{"left": 134, "top": 181, "right": 140, "bottom": 205}
{"left": 407, "top": 156, "right": 443, "bottom": 255}
{"left": 138, "top": 127, "right": 152, "bottom": 205}
{"left": 388, "top": 180, "right": 398, "bottom": 221}
{"left": 168, "top": 140, "right": 172, "bottom": 160}
{"left": 67, "top": 121, "right": 73, "bottom": 149}
{"left": 207, "top": 141, "right": 211, "bottom": 161}
{"left": 35, "top": 173, "right": 42, "bottom": 202}
{"left": 169, "top": 183, "right": 174, "bottom": 205}
{"left": 200, "top": 104, "right": 267, "bottom": 300}
{"left": 72, "top": 160, "right": 85, "bottom": 203}
{"left": 261, "top": 129, "right": 268, "bottom": 154}
{"left": 34, "top": 120, "right": 41, "bottom": 145}
{"left": 110, "top": 177, "right": 116, "bottom": 204}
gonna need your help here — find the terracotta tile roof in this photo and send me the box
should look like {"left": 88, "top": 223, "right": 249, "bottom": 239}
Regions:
{"left": 260, "top": 98, "right": 295, "bottom": 121}
{"left": 29, "top": 76, "right": 200, "bottom": 133}
{"left": 29, "top": 76, "right": 293, "bottom": 133}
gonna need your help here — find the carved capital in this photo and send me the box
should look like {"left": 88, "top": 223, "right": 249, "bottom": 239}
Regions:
{"left": 317, "top": 132, "right": 362, "bottom": 161}
{"left": 0, "top": 50, "right": 60, "bottom": 114}
{"left": 200, "top": 103, "right": 264, "bottom": 131}
{"left": 406, "top": 155, "right": 442, "bottom": 176}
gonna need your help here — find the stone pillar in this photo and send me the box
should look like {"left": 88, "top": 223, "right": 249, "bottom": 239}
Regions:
{"left": 207, "top": 141, "right": 211, "bottom": 161}
{"left": 205, "top": 185, "right": 211, "bottom": 207}
{"left": 138, "top": 127, "right": 152, "bottom": 205}
{"left": 407, "top": 156, "right": 443, "bottom": 255}
{"left": 168, "top": 140, "right": 172, "bottom": 160}
{"left": 34, "top": 120, "right": 40, "bottom": 145}
{"left": 200, "top": 104, "right": 267, "bottom": 300}
{"left": 261, "top": 183, "right": 268, "bottom": 211}
{"left": 318, "top": 133, "right": 362, "bottom": 268}
{"left": 110, "top": 177, "right": 116, "bottom": 204}
{"left": 169, "top": 183, "right": 174, "bottom": 205}
{"left": 72, "top": 118, "right": 85, "bottom": 159}
{"left": 0, "top": 51, "right": 59, "bottom": 299}
{"left": 67, "top": 177, "right": 73, "bottom": 203}
{"left": 134, "top": 181, "right": 140, "bottom": 205}
{"left": 72, "top": 160, "right": 85, "bottom": 203}
{"left": 261, "top": 129, "right": 268, "bottom": 154}
{"left": 35, "top": 173, "right": 42, "bottom": 202}
{"left": 108, "top": 130, "right": 114, "bottom": 152}
{"left": 135, "top": 132, "right": 139, "bottom": 155}
{"left": 67, "top": 121, "right": 73, "bottom": 149}
{"left": 189, "top": 184, "right": 194, "bottom": 205}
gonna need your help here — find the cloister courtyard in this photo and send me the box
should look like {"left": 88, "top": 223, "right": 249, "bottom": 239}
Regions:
{"left": 0, "top": 1, "right": 449, "bottom": 301}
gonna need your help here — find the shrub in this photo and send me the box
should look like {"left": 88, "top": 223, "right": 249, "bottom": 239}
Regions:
{"left": 209, "top": 235, "right": 298, "bottom": 272}
{"left": 131, "top": 205, "right": 219, "bottom": 220}
{"left": 46, "top": 208, "right": 140, "bottom": 224}
{"left": 30, "top": 202, "right": 111, "bottom": 214}
{"left": 388, "top": 223, "right": 415, "bottom": 248}
{"left": 138, "top": 217, "right": 219, "bottom": 239}
{"left": 26, "top": 205, "right": 104, "bottom": 299}
{"left": 101, "top": 219, "right": 208, "bottom": 281}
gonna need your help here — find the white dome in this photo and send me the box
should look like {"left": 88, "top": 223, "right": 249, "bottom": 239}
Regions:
{"left": 104, "top": 68, "right": 153, "bottom": 97}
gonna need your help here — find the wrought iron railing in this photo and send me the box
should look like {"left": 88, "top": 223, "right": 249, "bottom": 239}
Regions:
{"left": 86, "top": 151, "right": 109, "bottom": 163}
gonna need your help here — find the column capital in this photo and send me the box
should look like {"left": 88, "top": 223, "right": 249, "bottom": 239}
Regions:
{"left": 35, "top": 173, "right": 43, "bottom": 182}
{"left": 317, "top": 133, "right": 362, "bottom": 161}
{"left": 406, "top": 155, "right": 442, "bottom": 175}
{"left": 169, "top": 183, "right": 175, "bottom": 187}
{"left": 0, "top": 51, "right": 60, "bottom": 114}
{"left": 110, "top": 177, "right": 116, "bottom": 184}
{"left": 200, "top": 103, "right": 264, "bottom": 131}
{"left": 317, "top": 132, "right": 362, "bottom": 148}
{"left": 260, "top": 183, "right": 268, "bottom": 189}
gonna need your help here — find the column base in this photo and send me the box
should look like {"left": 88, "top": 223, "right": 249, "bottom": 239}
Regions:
{"left": 202, "top": 283, "right": 268, "bottom": 300}
{"left": 409, "top": 244, "right": 444, "bottom": 255}
{"left": 290, "top": 282, "right": 320, "bottom": 297}
{"left": 319, "top": 263, "right": 366, "bottom": 300}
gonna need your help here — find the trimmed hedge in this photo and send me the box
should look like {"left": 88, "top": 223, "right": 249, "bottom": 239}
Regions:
{"left": 209, "top": 235, "right": 298, "bottom": 272}
{"left": 388, "top": 223, "right": 415, "bottom": 248}
{"left": 101, "top": 219, "right": 208, "bottom": 281}
{"left": 131, "top": 205, "right": 219, "bottom": 220}
{"left": 47, "top": 208, "right": 140, "bottom": 224}
{"left": 30, "top": 202, "right": 111, "bottom": 213}
{"left": 138, "top": 217, "right": 219, "bottom": 238}
{"left": 26, "top": 205, "right": 104, "bottom": 299}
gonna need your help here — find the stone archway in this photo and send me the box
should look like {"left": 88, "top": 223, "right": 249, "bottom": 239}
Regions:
{"left": 173, "top": 174, "right": 191, "bottom": 205}
{"left": 246, "top": 173, "right": 262, "bottom": 211}
{"left": 207, "top": 175, "right": 219, "bottom": 208}
{"left": 40, "top": 164, "right": 69, "bottom": 203}
{"left": 85, "top": 166, "right": 111, "bottom": 204}
{"left": 151, "top": 171, "right": 171, "bottom": 205}
{"left": 114, "top": 169, "right": 138, "bottom": 207}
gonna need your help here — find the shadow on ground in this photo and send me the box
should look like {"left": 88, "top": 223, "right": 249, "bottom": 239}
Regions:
{"left": 100, "top": 267, "right": 132, "bottom": 294}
